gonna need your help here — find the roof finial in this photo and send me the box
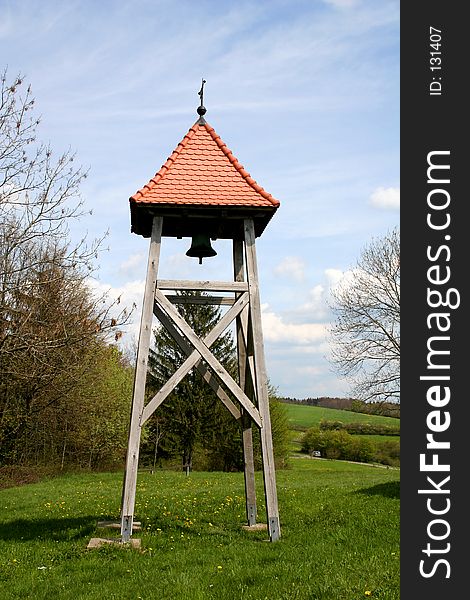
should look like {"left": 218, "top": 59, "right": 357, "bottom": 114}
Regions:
{"left": 197, "top": 78, "right": 207, "bottom": 118}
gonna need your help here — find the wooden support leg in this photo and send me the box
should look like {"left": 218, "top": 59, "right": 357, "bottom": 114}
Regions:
{"left": 241, "top": 413, "right": 257, "bottom": 525}
{"left": 233, "top": 240, "right": 257, "bottom": 527}
{"left": 244, "top": 219, "right": 281, "bottom": 541}
{"left": 120, "top": 216, "right": 162, "bottom": 542}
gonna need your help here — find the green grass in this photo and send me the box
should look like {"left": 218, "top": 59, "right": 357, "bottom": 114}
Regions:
{"left": 0, "top": 460, "right": 399, "bottom": 599}
{"left": 355, "top": 435, "right": 400, "bottom": 444}
{"left": 284, "top": 403, "right": 400, "bottom": 431}
{"left": 287, "top": 429, "right": 303, "bottom": 451}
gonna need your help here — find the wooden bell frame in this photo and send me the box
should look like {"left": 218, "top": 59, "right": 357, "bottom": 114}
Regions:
{"left": 120, "top": 215, "right": 280, "bottom": 542}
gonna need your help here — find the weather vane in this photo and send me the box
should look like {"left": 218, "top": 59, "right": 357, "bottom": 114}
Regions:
{"left": 197, "top": 78, "right": 207, "bottom": 117}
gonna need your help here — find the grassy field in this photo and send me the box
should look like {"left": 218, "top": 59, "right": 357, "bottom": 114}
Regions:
{"left": 0, "top": 459, "right": 399, "bottom": 599}
{"left": 355, "top": 435, "right": 400, "bottom": 444}
{"left": 284, "top": 403, "right": 400, "bottom": 431}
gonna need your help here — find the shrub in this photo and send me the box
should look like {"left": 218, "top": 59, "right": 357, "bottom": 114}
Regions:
{"left": 347, "top": 436, "right": 374, "bottom": 463}
{"left": 319, "top": 419, "right": 344, "bottom": 431}
{"left": 344, "top": 422, "right": 400, "bottom": 436}
{"left": 373, "top": 439, "right": 400, "bottom": 467}
{"left": 301, "top": 427, "right": 396, "bottom": 465}
{"left": 301, "top": 428, "right": 328, "bottom": 456}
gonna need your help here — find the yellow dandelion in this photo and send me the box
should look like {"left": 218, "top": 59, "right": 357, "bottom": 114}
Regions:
{"left": 365, "top": 592, "right": 372, "bottom": 597}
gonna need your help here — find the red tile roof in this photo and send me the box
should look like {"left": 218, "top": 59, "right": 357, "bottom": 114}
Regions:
{"left": 130, "top": 120, "right": 280, "bottom": 209}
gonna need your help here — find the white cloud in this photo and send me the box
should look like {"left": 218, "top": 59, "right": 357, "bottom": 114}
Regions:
{"left": 327, "top": 267, "right": 356, "bottom": 292}
{"left": 0, "top": 183, "right": 26, "bottom": 213}
{"left": 261, "top": 304, "right": 327, "bottom": 345}
{"left": 322, "top": 0, "right": 360, "bottom": 8}
{"left": 369, "top": 186, "right": 400, "bottom": 210}
{"left": 294, "top": 365, "right": 324, "bottom": 376}
{"left": 273, "top": 256, "right": 306, "bottom": 282}
{"left": 324, "top": 268, "right": 346, "bottom": 288}
{"left": 286, "top": 268, "right": 348, "bottom": 323}
{"left": 118, "top": 253, "right": 146, "bottom": 277}
{"left": 293, "top": 284, "right": 329, "bottom": 322}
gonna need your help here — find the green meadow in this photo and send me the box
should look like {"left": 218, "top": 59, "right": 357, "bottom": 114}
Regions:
{"left": 0, "top": 458, "right": 399, "bottom": 600}
{"left": 284, "top": 403, "right": 400, "bottom": 431}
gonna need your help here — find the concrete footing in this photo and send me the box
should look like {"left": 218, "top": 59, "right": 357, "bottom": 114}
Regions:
{"left": 86, "top": 537, "right": 141, "bottom": 550}
{"left": 241, "top": 523, "right": 267, "bottom": 531}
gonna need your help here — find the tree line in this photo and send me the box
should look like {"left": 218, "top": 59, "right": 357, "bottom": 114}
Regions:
{"left": 0, "top": 70, "right": 132, "bottom": 469}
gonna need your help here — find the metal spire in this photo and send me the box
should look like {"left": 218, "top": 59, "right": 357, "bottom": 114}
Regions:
{"left": 197, "top": 78, "right": 207, "bottom": 118}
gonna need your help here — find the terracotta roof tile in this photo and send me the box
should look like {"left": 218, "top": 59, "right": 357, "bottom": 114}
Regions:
{"left": 130, "top": 120, "right": 280, "bottom": 209}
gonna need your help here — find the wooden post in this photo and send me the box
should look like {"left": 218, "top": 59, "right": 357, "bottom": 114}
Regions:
{"left": 120, "top": 216, "right": 162, "bottom": 542}
{"left": 244, "top": 219, "right": 281, "bottom": 541}
{"left": 233, "top": 239, "right": 257, "bottom": 526}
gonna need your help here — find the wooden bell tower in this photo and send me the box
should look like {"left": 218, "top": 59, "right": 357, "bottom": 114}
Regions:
{"left": 120, "top": 86, "right": 281, "bottom": 542}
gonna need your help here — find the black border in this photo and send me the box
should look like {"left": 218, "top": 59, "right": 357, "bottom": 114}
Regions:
{"left": 401, "top": 4, "right": 466, "bottom": 597}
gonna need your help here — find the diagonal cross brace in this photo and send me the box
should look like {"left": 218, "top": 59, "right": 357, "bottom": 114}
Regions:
{"left": 140, "top": 291, "right": 260, "bottom": 426}
{"left": 153, "top": 289, "right": 263, "bottom": 428}
{"left": 149, "top": 302, "right": 242, "bottom": 422}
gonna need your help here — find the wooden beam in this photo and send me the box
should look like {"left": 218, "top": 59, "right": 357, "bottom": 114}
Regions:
{"left": 154, "top": 288, "right": 263, "bottom": 428}
{"left": 157, "top": 280, "right": 248, "bottom": 293}
{"left": 244, "top": 218, "right": 281, "bottom": 542}
{"left": 140, "top": 292, "right": 250, "bottom": 425}
{"left": 166, "top": 295, "right": 234, "bottom": 306}
{"left": 120, "top": 216, "right": 162, "bottom": 542}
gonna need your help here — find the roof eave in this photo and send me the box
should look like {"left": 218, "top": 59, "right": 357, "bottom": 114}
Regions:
{"left": 129, "top": 202, "right": 278, "bottom": 239}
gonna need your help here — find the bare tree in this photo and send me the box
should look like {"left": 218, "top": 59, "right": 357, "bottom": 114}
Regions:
{"left": 0, "top": 70, "right": 128, "bottom": 353}
{"left": 328, "top": 227, "right": 400, "bottom": 403}
{"left": 1, "top": 71, "right": 98, "bottom": 271}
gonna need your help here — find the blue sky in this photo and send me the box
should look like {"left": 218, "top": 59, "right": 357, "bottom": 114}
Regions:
{"left": 1, "top": 0, "right": 399, "bottom": 398}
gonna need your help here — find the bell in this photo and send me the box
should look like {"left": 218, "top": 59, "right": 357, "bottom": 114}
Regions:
{"left": 185, "top": 233, "right": 217, "bottom": 264}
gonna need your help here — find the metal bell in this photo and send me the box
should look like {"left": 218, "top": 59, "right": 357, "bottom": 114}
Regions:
{"left": 185, "top": 233, "right": 217, "bottom": 264}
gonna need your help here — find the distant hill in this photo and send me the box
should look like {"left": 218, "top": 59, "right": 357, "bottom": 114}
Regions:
{"left": 281, "top": 396, "right": 353, "bottom": 409}
{"left": 283, "top": 403, "right": 400, "bottom": 432}
{"left": 279, "top": 396, "right": 400, "bottom": 419}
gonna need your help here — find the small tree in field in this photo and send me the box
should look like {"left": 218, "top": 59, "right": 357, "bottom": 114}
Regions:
{"left": 328, "top": 227, "right": 400, "bottom": 403}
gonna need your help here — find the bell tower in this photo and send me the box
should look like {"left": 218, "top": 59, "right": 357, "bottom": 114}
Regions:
{"left": 120, "top": 84, "right": 281, "bottom": 543}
